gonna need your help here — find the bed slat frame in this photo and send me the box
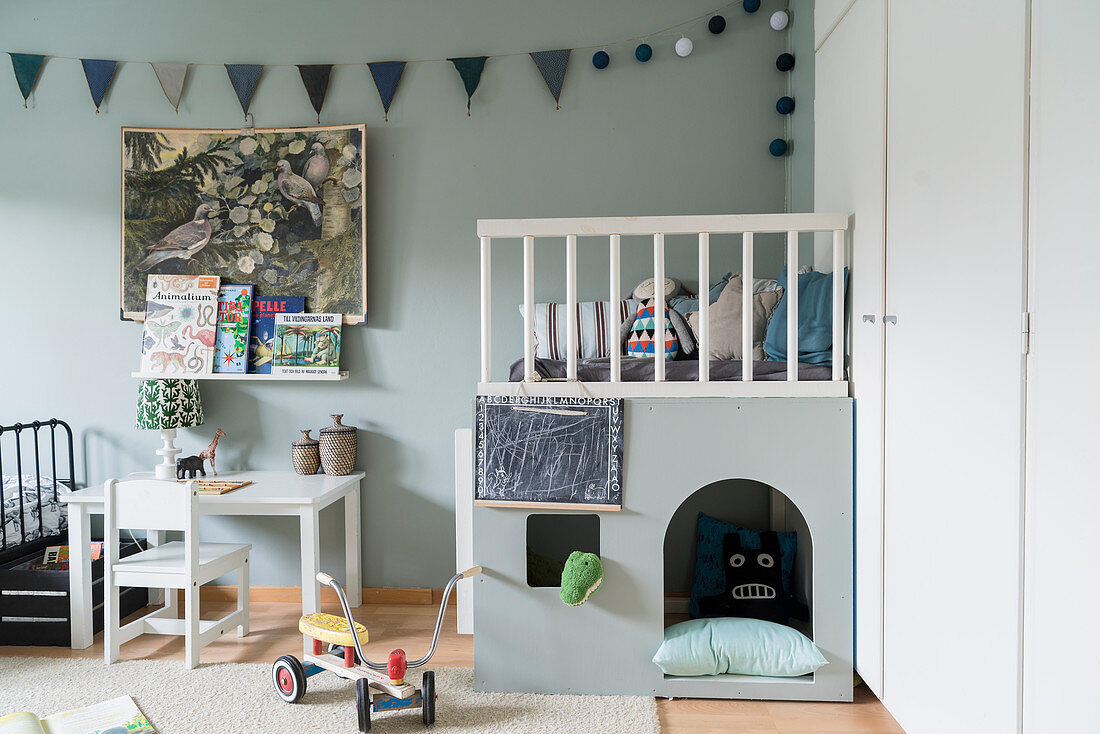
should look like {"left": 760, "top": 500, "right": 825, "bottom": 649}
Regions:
{"left": 0, "top": 419, "right": 76, "bottom": 553}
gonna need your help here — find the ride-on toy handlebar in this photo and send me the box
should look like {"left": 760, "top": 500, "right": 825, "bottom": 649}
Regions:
{"left": 317, "top": 566, "right": 483, "bottom": 672}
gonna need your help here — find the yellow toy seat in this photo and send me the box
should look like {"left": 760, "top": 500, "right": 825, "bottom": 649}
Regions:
{"left": 299, "top": 612, "right": 368, "bottom": 647}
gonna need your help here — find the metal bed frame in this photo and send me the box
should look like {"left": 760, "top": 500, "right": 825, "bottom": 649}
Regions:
{"left": 0, "top": 419, "right": 76, "bottom": 562}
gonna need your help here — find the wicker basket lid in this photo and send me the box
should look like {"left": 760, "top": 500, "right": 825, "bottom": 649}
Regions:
{"left": 294, "top": 429, "right": 319, "bottom": 446}
{"left": 320, "top": 414, "right": 356, "bottom": 434}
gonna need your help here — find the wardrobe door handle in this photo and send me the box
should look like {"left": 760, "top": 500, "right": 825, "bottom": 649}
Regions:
{"left": 862, "top": 314, "right": 876, "bottom": 324}
{"left": 883, "top": 315, "right": 898, "bottom": 325}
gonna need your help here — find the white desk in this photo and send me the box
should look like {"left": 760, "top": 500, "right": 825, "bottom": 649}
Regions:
{"left": 62, "top": 470, "right": 364, "bottom": 653}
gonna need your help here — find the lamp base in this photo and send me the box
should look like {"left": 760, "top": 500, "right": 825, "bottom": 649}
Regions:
{"left": 155, "top": 428, "right": 181, "bottom": 481}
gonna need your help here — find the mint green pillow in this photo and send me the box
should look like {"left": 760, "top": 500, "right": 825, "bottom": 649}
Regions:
{"left": 653, "top": 618, "right": 828, "bottom": 677}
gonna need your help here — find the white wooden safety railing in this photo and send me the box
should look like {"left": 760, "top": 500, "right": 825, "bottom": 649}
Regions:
{"left": 478, "top": 214, "right": 850, "bottom": 398}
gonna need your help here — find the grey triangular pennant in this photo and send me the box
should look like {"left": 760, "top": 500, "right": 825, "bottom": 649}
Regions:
{"left": 151, "top": 62, "right": 188, "bottom": 111}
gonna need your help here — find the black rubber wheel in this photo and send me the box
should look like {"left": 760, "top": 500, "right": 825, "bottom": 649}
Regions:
{"left": 421, "top": 670, "right": 436, "bottom": 726}
{"left": 272, "top": 655, "right": 307, "bottom": 703}
{"left": 356, "top": 678, "right": 372, "bottom": 732}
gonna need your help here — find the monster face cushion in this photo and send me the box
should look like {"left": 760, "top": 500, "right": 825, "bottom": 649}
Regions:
{"left": 560, "top": 551, "right": 603, "bottom": 606}
{"left": 698, "top": 531, "right": 798, "bottom": 624}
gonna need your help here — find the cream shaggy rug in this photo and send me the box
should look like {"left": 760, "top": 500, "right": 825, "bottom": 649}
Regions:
{"left": 0, "top": 657, "right": 658, "bottom": 733}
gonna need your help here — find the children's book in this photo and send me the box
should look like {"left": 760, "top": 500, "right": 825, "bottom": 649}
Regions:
{"left": 272, "top": 313, "right": 342, "bottom": 376}
{"left": 213, "top": 284, "right": 254, "bottom": 373}
{"left": 248, "top": 296, "right": 306, "bottom": 374}
{"left": 0, "top": 695, "right": 155, "bottom": 734}
{"left": 40, "top": 543, "right": 102, "bottom": 569}
{"left": 139, "top": 274, "right": 220, "bottom": 376}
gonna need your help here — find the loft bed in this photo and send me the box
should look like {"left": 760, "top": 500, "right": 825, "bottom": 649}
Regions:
{"left": 477, "top": 213, "right": 850, "bottom": 398}
{"left": 467, "top": 213, "right": 855, "bottom": 703}
{"left": 0, "top": 419, "right": 76, "bottom": 565}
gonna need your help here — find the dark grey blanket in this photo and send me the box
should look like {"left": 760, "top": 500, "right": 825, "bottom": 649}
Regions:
{"left": 509, "top": 357, "right": 836, "bottom": 382}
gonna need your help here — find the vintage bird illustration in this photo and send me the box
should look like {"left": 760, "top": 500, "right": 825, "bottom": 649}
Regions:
{"left": 302, "top": 142, "right": 330, "bottom": 191}
{"left": 275, "top": 159, "right": 323, "bottom": 226}
{"left": 137, "top": 203, "right": 214, "bottom": 271}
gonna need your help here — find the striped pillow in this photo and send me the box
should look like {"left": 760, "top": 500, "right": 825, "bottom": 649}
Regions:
{"left": 519, "top": 300, "right": 638, "bottom": 360}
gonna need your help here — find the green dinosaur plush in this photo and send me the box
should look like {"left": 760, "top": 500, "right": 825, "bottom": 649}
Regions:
{"left": 560, "top": 551, "right": 603, "bottom": 606}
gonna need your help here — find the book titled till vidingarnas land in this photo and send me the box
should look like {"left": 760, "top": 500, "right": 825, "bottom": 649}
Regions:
{"left": 139, "top": 274, "right": 220, "bottom": 376}
{"left": 213, "top": 284, "right": 254, "bottom": 373}
{"left": 273, "top": 312, "right": 342, "bottom": 376}
{"left": 248, "top": 296, "right": 306, "bottom": 374}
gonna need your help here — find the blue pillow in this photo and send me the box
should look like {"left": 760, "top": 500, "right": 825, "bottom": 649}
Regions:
{"left": 668, "top": 272, "right": 733, "bottom": 318}
{"left": 689, "top": 513, "right": 797, "bottom": 618}
{"left": 763, "top": 266, "right": 848, "bottom": 365}
{"left": 653, "top": 617, "right": 828, "bottom": 677}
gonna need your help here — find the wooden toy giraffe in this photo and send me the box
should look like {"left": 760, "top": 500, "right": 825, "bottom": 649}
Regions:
{"left": 200, "top": 428, "right": 227, "bottom": 476}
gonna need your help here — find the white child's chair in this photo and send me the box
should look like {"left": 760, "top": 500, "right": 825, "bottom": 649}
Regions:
{"left": 103, "top": 478, "right": 251, "bottom": 668}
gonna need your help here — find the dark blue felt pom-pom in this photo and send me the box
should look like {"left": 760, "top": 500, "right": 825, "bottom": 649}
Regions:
{"left": 635, "top": 43, "right": 653, "bottom": 62}
{"left": 776, "top": 96, "right": 796, "bottom": 115}
{"left": 592, "top": 50, "right": 610, "bottom": 69}
{"left": 776, "top": 53, "right": 796, "bottom": 72}
{"left": 769, "top": 138, "right": 789, "bottom": 157}
{"left": 708, "top": 15, "right": 726, "bottom": 34}
{"left": 744, "top": 0, "right": 761, "bottom": 12}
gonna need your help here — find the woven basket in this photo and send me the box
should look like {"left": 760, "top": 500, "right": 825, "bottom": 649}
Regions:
{"left": 319, "top": 414, "right": 357, "bottom": 476}
{"left": 292, "top": 430, "right": 320, "bottom": 475}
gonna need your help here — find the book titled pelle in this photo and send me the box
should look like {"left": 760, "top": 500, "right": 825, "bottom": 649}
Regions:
{"left": 213, "top": 284, "right": 254, "bottom": 373}
{"left": 139, "top": 274, "right": 220, "bottom": 376}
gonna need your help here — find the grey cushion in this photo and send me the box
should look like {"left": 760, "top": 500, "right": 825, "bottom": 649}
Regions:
{"left": 687, "top": 275, "right": 783, "bottom": 361}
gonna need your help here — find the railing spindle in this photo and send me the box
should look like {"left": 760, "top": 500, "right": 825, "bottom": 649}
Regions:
{"left": 523, "top": 235, "right": 535, "bottom": 381}
{"left": 742, "top": 232, "right": 754, "bottom": 382}
{"left": 480, "top": 236, "right": 492, "bottom": 383}
{"left": 832, "top": 229, "right": 845, "bottom": 381}
{"left": 565, "top": 234, "right": 578, "bottom": 381}
{"left": 697, "top": 233, "right": 710, "bottom": 383}
{"left": 653, "top": 233, "right": 665, "bottom": 382}
{"left": 786, "top": 231, "right": 799, "bottom": 382}
{"left": 609, "top": 234, "right": 622, "bottom": 383}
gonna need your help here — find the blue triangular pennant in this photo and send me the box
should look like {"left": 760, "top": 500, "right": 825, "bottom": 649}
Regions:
{"left": 9, "top": 53, "right": 45, "bottom": 107}
{"left": 529, "top": 49, "right": 570, "bottom": 109}
{"left": 448, "top": 56, "right": 488, "bottom": 115}
{"left": 80, "top": 58, "right": 117, "bottom": 112}
{"left": 297, "top": 64, "right": 332, "bottom": 122}
{"left": 367, "top": 61, "right": 406, "bottom": 121}
{"left": 225, "top": 64, "right": 263, "bottom": 118}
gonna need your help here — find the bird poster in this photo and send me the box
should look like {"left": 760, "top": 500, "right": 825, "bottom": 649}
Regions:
{"left": 212, "top": 284, "right": 253, "bottom": 373}
{"left": 139, "top": 274, "right": 220, "bottom": 375}
{"left": 121, "top": 124, "right": 366, "bottom": 324}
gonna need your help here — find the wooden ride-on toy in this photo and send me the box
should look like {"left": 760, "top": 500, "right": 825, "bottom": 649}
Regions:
{"left": 272, "top": 566, "right": 483, "bottom": 731}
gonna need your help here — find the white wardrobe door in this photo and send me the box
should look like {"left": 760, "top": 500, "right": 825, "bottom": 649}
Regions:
{"left": 813, "top": 0, "right": 887, "bottom": 698}
{"left": 1023, "top": 2, "right": 1100, "bottom": 731}
{"left": 883, "top": 2, "right": 1028, "bottom": 733}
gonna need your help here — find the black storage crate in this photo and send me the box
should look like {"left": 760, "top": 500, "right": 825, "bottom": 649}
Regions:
{"left": 0, "top": 540, "right": 149, "bottom": 646}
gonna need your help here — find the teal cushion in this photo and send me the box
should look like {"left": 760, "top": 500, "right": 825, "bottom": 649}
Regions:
{"left": 668, "top": 272, "right": 733, "bottom": 317}
{"left": 653, "top": 618, "right": 828, "bottom": 677}
{"left": 764, "top": 266, "right": 848, "bottom": 365}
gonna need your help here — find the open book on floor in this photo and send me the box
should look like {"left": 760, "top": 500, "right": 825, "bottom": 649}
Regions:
{"left": 0, "top": 695, "right": 154, "bottom": 734}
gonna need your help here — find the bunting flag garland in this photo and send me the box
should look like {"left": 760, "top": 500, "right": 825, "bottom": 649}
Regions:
{"left": 150, "top": 62, "right": 188, "bottom": 112}
{"left": 225, "top": 63, "right": 263, "bottom": 119}
{"left": 448, "top": 56, "right": 487, "bottom": 116}
{"left": 9, "top": 53, "right": 45, "bottom": 107}
{"left": 367, "top": 61, "right": 406, "bottom": 122}
{"left": 80, "top": 58, "right": 117, "bottom": 112}
{"left": 529, "top": 49, "right": 570, "bottom": 109}
{"left": 297, "top": 64, "right": 332, "bottom": 122}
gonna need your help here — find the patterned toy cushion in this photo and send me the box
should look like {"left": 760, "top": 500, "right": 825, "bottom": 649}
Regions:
{"left": 627, "top": 300, "right": 680, "bottom": 359}
{"left": 2, "top": 475, "right": 70, "bottom": 550}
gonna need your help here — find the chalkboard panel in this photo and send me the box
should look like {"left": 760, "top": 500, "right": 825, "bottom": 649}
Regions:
{"left": 475, "top": 396, "right": 624, "bottom": 510}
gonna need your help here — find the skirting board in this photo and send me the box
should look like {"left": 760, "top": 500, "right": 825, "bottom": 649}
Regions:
{"left": 180, "top": 586, "right": 457, "bottom": 606}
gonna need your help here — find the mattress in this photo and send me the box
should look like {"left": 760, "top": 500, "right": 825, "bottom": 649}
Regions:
{"left": 509, "top": 357, "right": 836, "bottom": 382}
{"left": 1, "top": 475, "right": 70, "bottom": 551}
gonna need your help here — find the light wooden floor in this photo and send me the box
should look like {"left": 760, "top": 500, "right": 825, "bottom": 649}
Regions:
{"left": 1, "top": 601, "right": 905, "bottom": 733}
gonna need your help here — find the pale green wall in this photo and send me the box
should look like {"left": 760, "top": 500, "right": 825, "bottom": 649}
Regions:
{"left": 0, "top": 0, "right": 812, "bottom": 587}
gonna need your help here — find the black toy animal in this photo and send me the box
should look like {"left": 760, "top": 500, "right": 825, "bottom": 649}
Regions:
{"left": 698, "top": 531, "right": 807, "bottom": 624}
{"left": 176, "top": 455, "right": 207, "bottom": 479}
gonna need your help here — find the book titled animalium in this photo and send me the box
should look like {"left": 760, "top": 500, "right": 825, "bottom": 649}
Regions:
{"left": 139, "top": 274, "right": 220, "bottom": 375}
{"left": 248, "top": 296, "right": 306, "bottom": 374}
{"left": 213, "top": 284, "right": 254, "bottom": 373}
{"left": 273, "top": 312, "right": 342, "bottom": 376}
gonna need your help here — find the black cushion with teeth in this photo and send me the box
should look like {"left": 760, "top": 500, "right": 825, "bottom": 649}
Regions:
{"left": 698, "top": 531, "right": 804, "bottom": 625}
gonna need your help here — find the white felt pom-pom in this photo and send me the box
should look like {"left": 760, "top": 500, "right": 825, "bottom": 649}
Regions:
{"left": 675, "top": 37, "right": 694, "bottom": 58}
{"left": 770, "top": 10, "right": 790, "bottom": 31}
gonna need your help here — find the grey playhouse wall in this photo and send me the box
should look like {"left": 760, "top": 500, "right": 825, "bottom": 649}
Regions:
{"left": 472, "top": 397, "right": 854, "bottom": 702}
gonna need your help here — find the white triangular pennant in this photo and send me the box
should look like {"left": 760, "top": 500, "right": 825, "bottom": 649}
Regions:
{"left": 151, "top": 62, "right": 188, "bottom": 111}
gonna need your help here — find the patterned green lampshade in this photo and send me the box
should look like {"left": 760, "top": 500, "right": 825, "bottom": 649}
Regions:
{"left": 135, "top": 379, "right": 204, "bottom": 430}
